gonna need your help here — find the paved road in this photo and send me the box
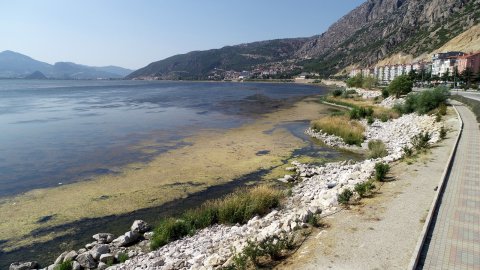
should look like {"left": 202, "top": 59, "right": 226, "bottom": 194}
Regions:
{"left": 418, "top": 102, "right": 480, "bottom": 269}
{"left": 452, "top": 90, "right": 480, "bottom": 102}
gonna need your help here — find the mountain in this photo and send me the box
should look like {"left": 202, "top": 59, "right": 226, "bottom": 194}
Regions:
{"left": 0, "top": 50, "right": 133, "bottom": 79}
{"left": 301, "top": 0, "right": 480, "bottom": 76}
{"left": 24, "top": 71, "right": 48, "bottom": 79}
{"left": 129, "top": 0, "right": 479, "bottom": 80}
{"left": 0, "top": 50, "right": 52, "bottom": 78}
{"left": 126, "top": 38, "right": 308, "bottom": 80}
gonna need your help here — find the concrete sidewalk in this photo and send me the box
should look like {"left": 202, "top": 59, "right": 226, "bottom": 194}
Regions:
{"left": 418, "top": 102, "right": 480, "bottom": 269}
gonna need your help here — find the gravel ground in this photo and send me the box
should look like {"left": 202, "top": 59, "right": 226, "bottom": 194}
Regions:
{"left": 276, "top": 109, "right": 460, "bottom": 270}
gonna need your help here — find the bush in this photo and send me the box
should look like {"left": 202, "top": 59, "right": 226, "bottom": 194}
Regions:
{"left": 396, "top": 87, "right": 450, "bottom": 115}
{"left": 349, "top": 106, "right": 374, "bottom": 120}
{"left": 150, "top": 186, "right": 282, "bottom": 250}
{"left": 346, "top": 74, "right": 363, "bottom": 88}
{"left": 54, "top": 260, "right": 72, "bottom": 270}
{"left": 367, "top": 116, "right": 374, "bottom": 125}
{"left": 382, "top": 88, "right": 390, "bottom": 98}
{"left": 440, "top": 126, "right": 447, "bottom": 139}
{"left": 332, "top": 89, "right": 343, "bottom": 97}
{"left": 362, "top": 76, "right": 378, "bottom": 90}
{"left": 368, "top": 140, "right": 388, "bottom": 159}
{"left": 374, "top": 163, "right": 390, "bottom": 181}
{"left": 380, "top": 113, "right": 389, "bottom": 122}
{"left": 311, "top": 116, "right": 365, "bottom": 146}
{"left": 438, "top": 103, "right": 447, "bottom": 115}
{"left": 412, "top": 132, "right": 431, "bottom": 150}
{"left": 354, "top": 181, "right": 376, "bottom": 198}
{"left": 388, "top": 75, "right": 413, "bottom": 98}
{"left": 338, "top": 189, "right": 353, "bottom": 205}
{"left": 403, "top": 146, "right": 413, "bottom": 157}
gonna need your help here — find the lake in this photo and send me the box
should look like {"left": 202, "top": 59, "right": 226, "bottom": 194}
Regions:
{"left": 0, "top": 80, "right": 329, "bottom": 197}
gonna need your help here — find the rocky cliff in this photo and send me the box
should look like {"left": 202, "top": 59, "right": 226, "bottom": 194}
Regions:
{"left": 129, "top": 0, "right": 480, "bottom": 79}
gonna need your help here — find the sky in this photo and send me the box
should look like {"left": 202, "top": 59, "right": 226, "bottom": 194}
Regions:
{"left": 0, "top": 0, "right": 365, "bottom": 70}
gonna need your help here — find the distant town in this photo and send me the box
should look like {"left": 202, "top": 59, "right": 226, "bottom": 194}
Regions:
{"left": 349, "top": 51, "right": 480, "bottom": 85}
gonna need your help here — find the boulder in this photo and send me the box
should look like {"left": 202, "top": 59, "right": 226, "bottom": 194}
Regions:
{"left": 9, "top": 262, "right": 39, "bottom": 270}
{"left": 54, "top": 251, "right": 68, "bottom": 264}
{"left": 97, "top": 262, "right": 108, "bottom": 270}
{"left": 131, "top": 220, "right": 151, "bottom": 234}
{"left": 90, "top": 244, "right": 110, "bottom": 260}
{"left": 76, "top": 253, "right": 97, "bottom": 269}
{"left": 71, "top": 261, "right": 81, "bottom": 270}
{"left": 99, "top": 253, "right": 114, "bottom": 264}
{"left": 112, "top": 231, "right": 139, "bottom": 247}
{"left": 92, "top": 233, "right": 115, "bottom": 244}
{"left": 143, "top": 231, "right": 154, "bottom": 240}
{"left": 63, "top": 250, "right": 78, "bottom": 262}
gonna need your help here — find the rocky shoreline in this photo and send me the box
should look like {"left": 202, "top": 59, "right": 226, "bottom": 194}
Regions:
{"left": 12, "top": 91, "right": 443, "bottom": 270}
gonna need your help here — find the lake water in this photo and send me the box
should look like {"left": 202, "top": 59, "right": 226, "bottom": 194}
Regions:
{"left": 0, "top": 80, "right": 328, "bottom": 197}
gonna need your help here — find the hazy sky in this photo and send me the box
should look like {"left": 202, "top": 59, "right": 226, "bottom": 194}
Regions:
{"left": 0, "top": 0, "right": 365, "bottom": 69}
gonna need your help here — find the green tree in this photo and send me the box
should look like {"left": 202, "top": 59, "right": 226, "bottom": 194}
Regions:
{"left": 462, "top": 67, "right": 474, "bottom": 88}
{"left": 362, "top": 76, "right": 377, "bottom": 89}
{"left": 441, "top": 69, "right": 450, "bottom": 83}
{"left": 408, "top": 69, "right": 418, "bottom": 82}
{"left": 346, "top": 74, "right": 363, "bottom": 88}
{"left": 388, "top": 75, "right": 413, "bottom": 98}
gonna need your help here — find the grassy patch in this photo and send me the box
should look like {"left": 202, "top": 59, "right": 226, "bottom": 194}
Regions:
{"left": 151, "top": 185, "right": 283, "bottom": 250}
{"left": 374, "top": 163, "right": 390, "bottom": 181}
{"left": 54, "top": 260, "right": 72, "bottom": 270}
{"left": 368, "top": 140, "right": 388, "bottom": 159}
{"left": 311, "top": 115, "right": 365, "bottom": 146}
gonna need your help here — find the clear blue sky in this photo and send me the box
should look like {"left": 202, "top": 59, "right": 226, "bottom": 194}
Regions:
{"left": 0, "top": 0, "right": 365, "bottom": 69}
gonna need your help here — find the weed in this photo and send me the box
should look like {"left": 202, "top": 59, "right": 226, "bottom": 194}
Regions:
{"left": 440, "top": 126, "right": 447, "bottom": 139}
{"left": 311, "top": 116, "right": 365, "bottom": 146}
{"left": 117, "top": 252, "right": 129, "bottom": 263}
{"left": 438, "top": 103, "right": 447, "bottom": 115}
{"left": 338, "top": 189, "right": 353, "bottom": 205}
{"left": 402, "top": 146, "right": 413, "bottom": 157}
{"left": 354, "top": 181, "right": 376, "bottom": 198}
{"left": 412, "top": 132, "right": 431, "bottom": 150}
{"left": 368, "top": 140, "right": 388, "bottom": 159}
{"left": 367, "top": 115, "right": 374, "bottom": 125}
{"left": 54, "top": 260, "right": 72, "bottom": 270}
{"left": 375, "top": 163, "right": 390, "bottom": 181}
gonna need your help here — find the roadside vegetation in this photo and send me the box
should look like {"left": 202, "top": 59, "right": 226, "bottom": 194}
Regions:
{"left": 151, "top": 185, "right": 283, "bottom": 250}
{"left": 346, "top": 74, "right": 378, "bottom": 89}
{"left": 394, "top": 87, "right": 449, "bottom": 115}
{"left": 368, "top": 140, "right": 388, "bottom": 159}
{"left": 451, "top": 94, "right": 480, "bottom": 123}
{"left": 311, "top": 115, "right": 365, "bottom": 146}
{"left": 387, "top": 75, "right": 413, "bottom": 98}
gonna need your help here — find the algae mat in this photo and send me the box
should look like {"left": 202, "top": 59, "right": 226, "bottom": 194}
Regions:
{"left": 0, "top": 96, "right": 339, "bottom": 252}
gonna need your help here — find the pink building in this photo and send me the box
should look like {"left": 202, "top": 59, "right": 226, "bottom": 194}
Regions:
{"left": 457, "top": 52, "right": 480, "bottom": 74}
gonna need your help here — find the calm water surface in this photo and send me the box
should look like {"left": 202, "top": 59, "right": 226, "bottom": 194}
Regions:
{"left": 0, "top": 80, "right": 328, "bottom": 197}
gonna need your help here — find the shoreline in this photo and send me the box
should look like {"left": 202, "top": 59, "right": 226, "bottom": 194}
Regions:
{"left": 0, "top": 94, "right": 353, "bottom": 268}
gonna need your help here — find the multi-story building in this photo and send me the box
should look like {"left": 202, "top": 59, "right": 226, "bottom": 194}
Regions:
{"left": 457, "top": 51, "right": 480, "bottom": 74}
{"left": 432, "top": 52, "right": 464, "bottom": 76}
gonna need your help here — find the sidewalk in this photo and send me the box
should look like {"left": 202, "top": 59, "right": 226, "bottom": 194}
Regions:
{"left": 418, "top": 102, "right": 480, "bottom": 269}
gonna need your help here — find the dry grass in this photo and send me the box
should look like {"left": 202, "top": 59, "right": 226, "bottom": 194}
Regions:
{"left": 325, "top": 96, "right": 399, "bottom": 120}
{"left": 311, "top": 115, "right": 365, "bottom": 146}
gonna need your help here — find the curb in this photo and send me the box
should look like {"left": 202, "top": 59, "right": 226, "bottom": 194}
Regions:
{"left": 407, "top": 101, "right": 464, "bottom": 269}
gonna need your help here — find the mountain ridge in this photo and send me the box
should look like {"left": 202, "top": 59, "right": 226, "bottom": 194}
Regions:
{"left": 129, "top": 0, "right": 480, "bottom": 80}
{"left": 0, "top": 50, "right": 133, "bottom": 79}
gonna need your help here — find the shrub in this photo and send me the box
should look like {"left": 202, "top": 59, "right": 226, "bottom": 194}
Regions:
{"left": 362, "top": 76, "right": 378, "bottom": 89}
{"left": 354, "top": 181, "right": 376, "bottom": 198}
{"left": 382, "top": 88, "right": 390, "bottom": 98}
{"left": 412, "top": 132, "right": 431, "bottom": 150}
{"left": 388, "top": 75, "right": 413, "bottom": 98}
{"left": 117, "top": 252, "right": 129, "bottom": 263}
{"left": 311, "top": 116, "right": 365, "bottom": 146}
{"left": 438, "top": 103, "right": 447, "bottom": 116}
{"left": 332, "top": 89, "right": 343, "bottom": 97}
{"left": 440, "top": 126, "right": 447, "bottom": 139}
{"left": 368, "top": 140, "right": 388, "bottom": 159}
{"left": 307, "top": 214, "right": 319, "bottom": 227}
{"left": 380, "top": 113, "right": 389, "bottom": 122}
{"left": 150, "top": 186, "right": 282, "bottom": 250}
{"left": 346, "top": 74, "right": 363, "bottom": 88}
{"left": 349, "top": 106, "right": 374, "bottom": 120}
{"left": 435, "top": 113, "right": 442, "bottom": 122}
{"left": 374, "top": 163, "right": 390, "bottom": 181}
{"left": 396, "top": 87, "right": 449, "bottom": 115}
{"left": 367, "top": 116, "right": 374, "bottom": 125}
{"left": 54, "top": 260, "right": 72, "bottom": 270}
{"left": 338, "top": 189, "right": 353, "bottom": 205}
{"left": 402, "top": 146, "right": 413, "bottom": 157}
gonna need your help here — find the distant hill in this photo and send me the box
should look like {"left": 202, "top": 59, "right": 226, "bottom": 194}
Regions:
{"left": 126, "top": 38, "right": 308, "bottom": 80}
{"left": 0, "top": 50, "right": 133, "bottom": 79}
{"left": 129, "top": 0, "right": 480, "bottom": 80}
{"left": 24, "top": 71, "right": 48, "bottom": 79}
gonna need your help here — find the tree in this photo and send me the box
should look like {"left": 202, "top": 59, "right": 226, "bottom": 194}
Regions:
{"left": 388, "top": 75, "right": 413, "bottom": 98}
{"left": 462, "top": 67, "right": 474, "bottom": 88}
{"left": 346, "top": 74, "right": 363, "bottom": 88}
{"left": 441, "top": 69, "right": 450, "bottom": 83}
{"left": 362, "top": 76, "right": 378, "bottom": 89}
{"left": 408, "top": 69, "right": 418, "bottom": 82}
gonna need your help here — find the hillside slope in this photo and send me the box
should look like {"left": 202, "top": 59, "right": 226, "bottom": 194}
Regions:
{"left": 126, "top": 38, "right": 308, "bottom": 80}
